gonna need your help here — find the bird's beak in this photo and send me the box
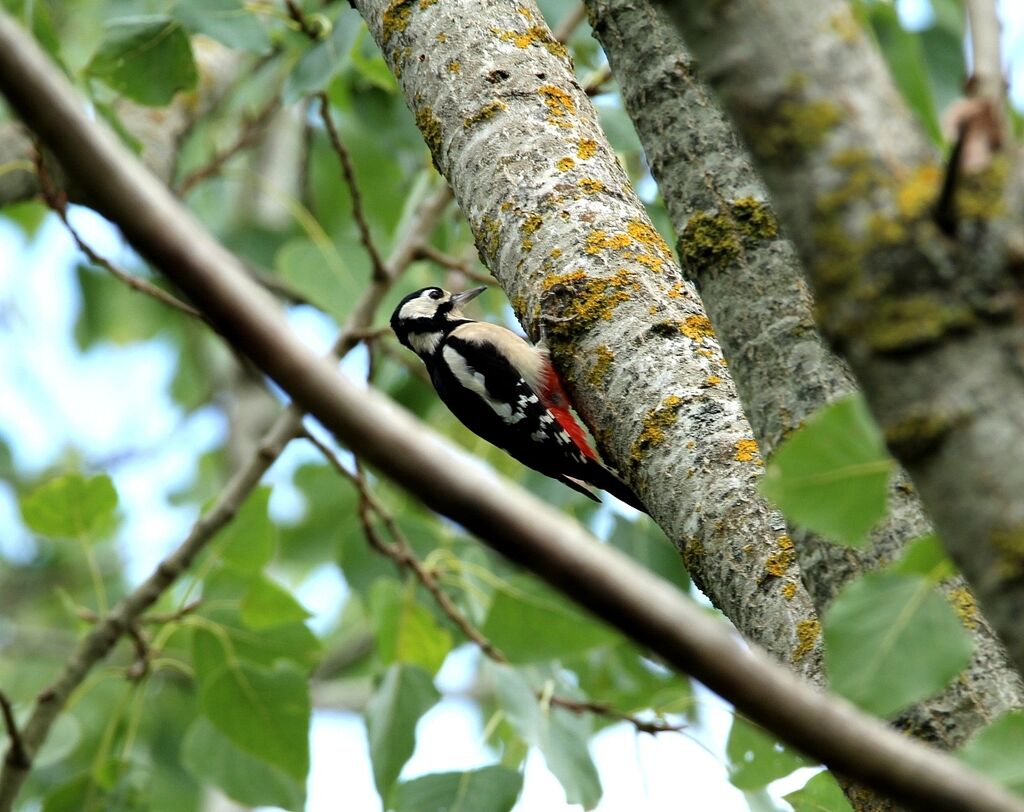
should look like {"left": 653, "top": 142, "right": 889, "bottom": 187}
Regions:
{"left": 450, "top": 286, "right": 487, "bottom": 306}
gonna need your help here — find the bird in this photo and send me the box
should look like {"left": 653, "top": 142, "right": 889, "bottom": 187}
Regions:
{"left": 390, "top": 285, "right": 646, "bottom": 512}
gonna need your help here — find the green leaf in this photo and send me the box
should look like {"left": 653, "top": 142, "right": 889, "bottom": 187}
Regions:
{"left": 196, "top": 579, "right": 322, "bottom": 669}
{"left": 886, "top": 534, "right": 956, "bottom": 582}
{"left": 274, "top": 237, "right": 357, "bottom": 321}
{"left": 201, "top": 662, "right": 311, "bottom": 781}
{"left": 240, "top": 575, "right": 313, "bottom": 630}
{"left": 394, "top": 766, "right": 523, "bottom": 812}
{"left": 726, "top": 717, "right": 808, "bottom": 790}
{"left": 493, "top": 665, "right": 602, "bottom": 809}
{"left": 20, "top": 472, "right": 118, "bottom": 541}
{"left": 956, "top": 712, "right": 1024, "bottom": 796}
{"left": 182, "top": 717, "right": 305, "bottom": 810}
{"left": 283, "top": 7, "right": 361, "bottom": 104}
{"left": 217, "top": 487, "right": 276, "bottom": 573}
{"left": 866, "top": 5, "right": 941, "bottom": 143}
{"left": 760, "top": 395, "right": 893, "bottom": 546}
{"left": 87, "top": 17, "right": 198, "bottom": 106}
{"left": 607, "top": 516, "right": 689, "bottom": 590}
{"left": 74, "top": 264, "right": 173, "bottom": 349}
{"left": 785, "top": 771, "right": 854, "bottom": 812}
{"left": 350, "top": 28, "right": 398, "bottom": 92}
{"left": 173, "top": 0, "right": 271, "bottom": 53}
{"left": 370, "top": 579, "right": 453, "bottom": 675}
{"left": 481, "top": 576, "right": 615, "bottom": 663}
{"left": 365, "top": 664, "right": 440, "bottom": 800}
{"left": 824, "top": 572, "right": 973, "bottom": 716}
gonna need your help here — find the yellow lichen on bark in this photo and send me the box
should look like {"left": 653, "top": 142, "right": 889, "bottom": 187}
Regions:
{"left": 793, "top": 619, "right": 820, "bottom": 661}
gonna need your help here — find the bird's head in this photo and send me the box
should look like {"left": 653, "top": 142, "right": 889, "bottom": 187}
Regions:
{"left": 390, "top": 286, "right": 487, "bottom": 355}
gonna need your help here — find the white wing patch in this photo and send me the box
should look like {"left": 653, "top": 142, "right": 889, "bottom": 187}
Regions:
{"left": 443, "top": 345, "right": 519, "bottom": 421}
{"left": 451, "top": 322, "right": 547, "bottom": 392}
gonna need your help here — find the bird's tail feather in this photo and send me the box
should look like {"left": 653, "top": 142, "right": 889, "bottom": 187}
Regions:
{"left": 585, "top": 460, "right": 647, "bottom": 514}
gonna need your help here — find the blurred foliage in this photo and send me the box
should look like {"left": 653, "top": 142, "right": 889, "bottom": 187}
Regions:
{"left": 0, "top": 0, "right": 1018, "bottom": 811}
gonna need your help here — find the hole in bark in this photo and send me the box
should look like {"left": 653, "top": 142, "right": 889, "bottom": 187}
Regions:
{"left": 487, "top": 69, "right": 511, "bottom": 83}
{"left": 536, "top": 72, "right": 547, "bottom": 80}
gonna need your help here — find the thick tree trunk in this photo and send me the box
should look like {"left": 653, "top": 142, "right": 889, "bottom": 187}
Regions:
{"left": 656, "top": 0, "right": 1024, "bottom": 674}
{"left": 586, "top": 0, "right": 1024, "bottom": 757}
{"left": 352, "top": 0, "right": 828, "bottom": 680}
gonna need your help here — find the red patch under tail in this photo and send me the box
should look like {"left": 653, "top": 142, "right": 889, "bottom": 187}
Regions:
{"left": 540, "top": 366, "right": 598, "bottom": 460}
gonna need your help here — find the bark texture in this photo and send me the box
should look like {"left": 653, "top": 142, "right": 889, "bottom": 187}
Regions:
{"left": 656, "top": 0, "right": 1024, "bottom": 674}
{"left": 587, "top": 0, "right": 1024, "bottom": 757}
{"left": 354, "top": 0, "right": 826, "bottom": 679}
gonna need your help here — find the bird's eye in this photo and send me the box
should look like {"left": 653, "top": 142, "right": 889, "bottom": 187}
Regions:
{"left": 429, "top": 289, "right": 443, "bottom": 300}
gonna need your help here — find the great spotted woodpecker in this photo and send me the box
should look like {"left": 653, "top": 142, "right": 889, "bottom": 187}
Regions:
{"left": 390, "top": 286, "right": 645, "bottom": 512}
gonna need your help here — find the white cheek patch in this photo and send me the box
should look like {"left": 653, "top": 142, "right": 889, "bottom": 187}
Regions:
{"left": 409, "top": 331, "right": 443, "bottom": 355}
{"left": 443, "top": 345, "right": 516, "bottom": 420}
{"left": 400, "top": 295, "right": 444, "bottom": 320}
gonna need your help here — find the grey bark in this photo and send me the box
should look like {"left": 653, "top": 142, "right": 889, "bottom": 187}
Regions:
{"left": 586, "top": 0, "right": 1024, "bottom": 758}
{"left": 353, "top": 0, "right": 826, "bottom": 679}
{"left": 3, "top": 15, "right": 1023, "bottom": 806}
{"left": 654, "top": 0, "right": 1024, "bottom": 675}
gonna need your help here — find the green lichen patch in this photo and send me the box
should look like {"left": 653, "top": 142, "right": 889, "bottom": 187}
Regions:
{"left": 883, "top": 409, "right": 958, "bottom": 461}
{"left": 472, "top": 214, "right": 502, "bottom": 265}
{"left": 947, "top": 586, "right": 978, "bottom": 629}
{"left": 865, "top": 295, "right": 975, "bottom": 353}
{"left": 957, "top": 156, "right": 1010, "bottom": 220}
{"left": 681, "top": 198, "right": 777, "bottom": 277}
{"left": 588, "top": 345, "right": 615, "bottom": 387}
{"left": 383, "top": 0, "right": 436, "bottom": 42}
{"left": 630, "top": 394, "right": 684, "bottom": 465}
{"left": 759, "top": 98, "right": 842, "bottom": 162}
{"left": 992, "top": 524, "right": 1024, "bottom": 579}
{"left": 463, "top": 100, "right": 508, "bottom": 129}
{"left": 415, "top": 107, "right": 443, "bottom": 160}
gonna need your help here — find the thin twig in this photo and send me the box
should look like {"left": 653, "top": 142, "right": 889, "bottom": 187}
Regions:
{"left": 965, "top": 0, "right": 1005, "bottom": 117}
{"left": 548, "top": 695, "right": 686, "bottom": 735}
{"left": 584, "top": 65, "right": 613, "bottom": 96}
{"left": 176, "top": 96, "right": 282, "bottom": 196}
{"left": 304, "top": 429, "right": 508, "bottom": 661}
{"left": 0, "top": 695, "right": 27, "bottom": 770}
{"left": 305, "top": 428, "right": 684, "bottom": 737}
{"left": 318, "top": 93, "right": 389, "bottom": 282}
{"left": 0, "top": 181, "right": 453, "bottom": 809}
{"left": 284, "top": 0, "right": 322, "bottom": 40}
{"left": 552, "top": 3, "right": 586, "bottom": 43}
{"left": 413, "top": 244, "right": 493, "bottom": 285}
{"left": 34, "top": 151, "right": 204, "bottom": 321}
{"left": 124, "top": 625, "right": 150, "bottom": 682}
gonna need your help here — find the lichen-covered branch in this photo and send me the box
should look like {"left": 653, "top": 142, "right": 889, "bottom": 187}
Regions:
{"left": 353, "top": 0, "right": 828, "bottom": 684}
{"left": 654, "top": 0, "right": 1024, "bottom": 675}
{"left": 586, "top": 0, "right": 1024, "bottom": 763}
